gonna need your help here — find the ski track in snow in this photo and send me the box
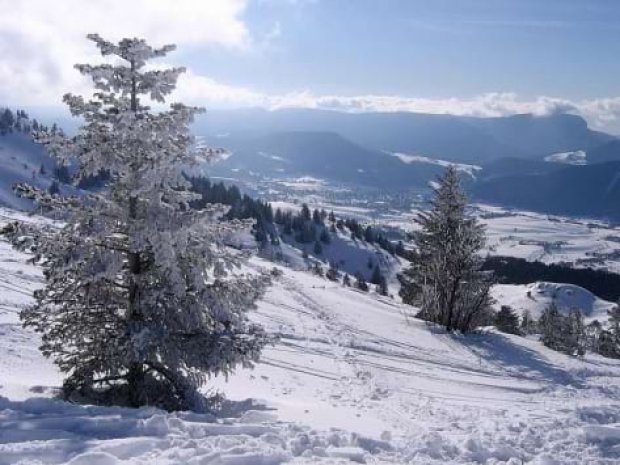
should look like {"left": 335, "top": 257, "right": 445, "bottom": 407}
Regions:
{"left": 0, "top": 210, "right": 619, "bottom": 464}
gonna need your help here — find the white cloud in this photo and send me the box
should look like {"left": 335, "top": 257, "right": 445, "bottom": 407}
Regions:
{"left": 172, "top": 77, "right": 620, "bottom": 133}
{"left": 578, "top": 97, "right": 620, "bottom": 129}
{"left": 0, "top": 0, "right": 249, "bottom": 106}
{"left": 268, "top": 92, "right": 579, "bottom": 119}
{"left": 304, "top": 93, "right": 620, "bottom": 133}
{"left": 175, "top": 71, "right": 266, "bottom": 107}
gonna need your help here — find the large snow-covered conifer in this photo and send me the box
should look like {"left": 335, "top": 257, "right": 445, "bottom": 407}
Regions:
{"left": 9, "top": 35, "right": 269, "bottom": 410}
{"left": 399, "top": 166, "right": 493, "bottom": 332}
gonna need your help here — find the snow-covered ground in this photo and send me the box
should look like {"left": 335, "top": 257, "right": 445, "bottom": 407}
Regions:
{"left": 385, "top": 204, "right": 620, "bottom": 274}
{"left": 1, "top": 208, "right": 620, "bottom": 464}
{"left": 479, "top": 206, "right": 620, "bottom": 273}
{"left": 241, "top": 176, "right": 620, "bottom": 275}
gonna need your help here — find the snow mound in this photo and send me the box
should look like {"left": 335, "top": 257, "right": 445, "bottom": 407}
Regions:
{"left": 0, "top": 395, "right": 369, "bottom": 465}
{"left": 492, "top": 281, "right": 616, "bottom": 322}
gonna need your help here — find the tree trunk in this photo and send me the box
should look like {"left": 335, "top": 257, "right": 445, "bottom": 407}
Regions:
{"left": 126, "top": 59, "right": 144, "bottom": 406}
{"left": 127, "top": 62, "right": 141, "bottom": 320}
{"left": 127, "top": 362, "right": 144, "bottom": 407}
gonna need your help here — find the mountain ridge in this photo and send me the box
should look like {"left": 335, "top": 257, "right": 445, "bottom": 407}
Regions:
{"left": 198, "top": 108, "right": 614, "bottom": 163}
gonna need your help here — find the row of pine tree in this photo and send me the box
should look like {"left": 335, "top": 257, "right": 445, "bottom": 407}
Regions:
{"left": 494, "top": 303, "right": 620, "bottom": 358}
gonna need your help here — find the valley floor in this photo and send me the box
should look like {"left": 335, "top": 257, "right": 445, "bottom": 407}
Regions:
{"left": 0, "top": 211, "right": 619, "bottom": 464}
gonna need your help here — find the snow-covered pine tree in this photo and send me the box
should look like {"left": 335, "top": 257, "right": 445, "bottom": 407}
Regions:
{"left": 313, "top": 240, "right": 323, "bottom": 255}
{"left": 370, "top": 265, "right": 383, "bottom": 285}
{"left": 312, "top": 262, "right": 324, "bottom": 277}
{"left": 495, "top": 305, "right": 521, "bottom": 335}
{"left": 540, "top": 305, "right": 586, "bottom": 355}
{"left": 377, "top": 277, "right": 389, "bottom": 297}
{"left": 319, "top": 227, "right": 331, "bottom": 244}
{"left": 539, "top": 303, "right": 564, "bottom": 352}
{"left": 13, "top": 34, "right": 270, "bottom": 411}
{"left": 566, "top": 308, "right": 586, "bottom": 356}
{"left": 609, "top": 301, "right": 620, "bottom": 341}
{"left": 355, "top": 272, "right": 369, "bottom": 291}
{"left": 521, "top": 309, "right": 535, "bottom": 334}
{"left": 326, "top": 262, "right": 339, "bottom": 281}
{"left": 585, "top": 320, "right": 604, "bottom": 353}
{"left": 399, "top": 165, "right": 493, "bottom": 332}
{"left": 599, "top": 303, "right": 620, "bottom": 358}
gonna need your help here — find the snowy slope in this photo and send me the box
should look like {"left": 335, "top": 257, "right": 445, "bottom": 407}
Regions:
{"left": 274, "top": 227, "right": 403, "bottom": 288}
{"left": 0, "top": 208, "right": 619, "bottom": 464}
{"left": 491, "top": 282, "right": 616, "bottom": 322}
{"left": 0, "top": 133, "right": 58, "bottom": 210}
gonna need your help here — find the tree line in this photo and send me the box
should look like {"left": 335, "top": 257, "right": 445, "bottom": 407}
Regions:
{"left": 0, "top": 107, "right": 58, "bottom": 136}
{"left": 494, "top": 302, "right": 620, "bottom": 359}
{"left": 186, "top": 175, "right": 277, "bottom": 246}
{"left": 273, "top": 203, "right": 390, "bottom": 293}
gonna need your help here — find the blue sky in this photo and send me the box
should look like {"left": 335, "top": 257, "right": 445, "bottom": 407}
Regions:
{"left": 2, "top": 0, "right": 620, "bottom": 132}
{"left": 199, "top": 0, "right": 620, "bottom": 101}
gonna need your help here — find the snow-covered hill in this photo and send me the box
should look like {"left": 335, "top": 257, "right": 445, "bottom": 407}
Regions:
{"left": 268, "top": 226, "right": 403, "bottom": 290}
{"left": 0, "top": 208, "right": 619, "bottom": 464}
{"left": 0, "top": 133, "right": 59, "bottom": 210}
{"left": 492, "top": 282, "right": 616, "bottom": 322}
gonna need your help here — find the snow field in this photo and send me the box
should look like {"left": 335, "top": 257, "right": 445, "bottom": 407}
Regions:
{"left": 0, "top": 209, "right": 619, "bottom": 464}
{"left": 383, "top": 204, "right": 620, "bottom": 274}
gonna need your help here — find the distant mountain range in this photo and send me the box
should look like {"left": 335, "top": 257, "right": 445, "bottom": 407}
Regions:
{"left": 198, "top": 108, "right": 614, "bottom": 163}
{"left": 2, "top": 106, "right": 620, "bottom": 221}
{"left": 586, "top": 139, "right": 620, "bottom": 164}
{"left": 210, "top": 131, "right": 442, "bottom": 187}
{"left": 472, "top": 161, "right": 620, "bottom": 220}
{"left": 198, "top": 108, "right": 620, "bottom": 220}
